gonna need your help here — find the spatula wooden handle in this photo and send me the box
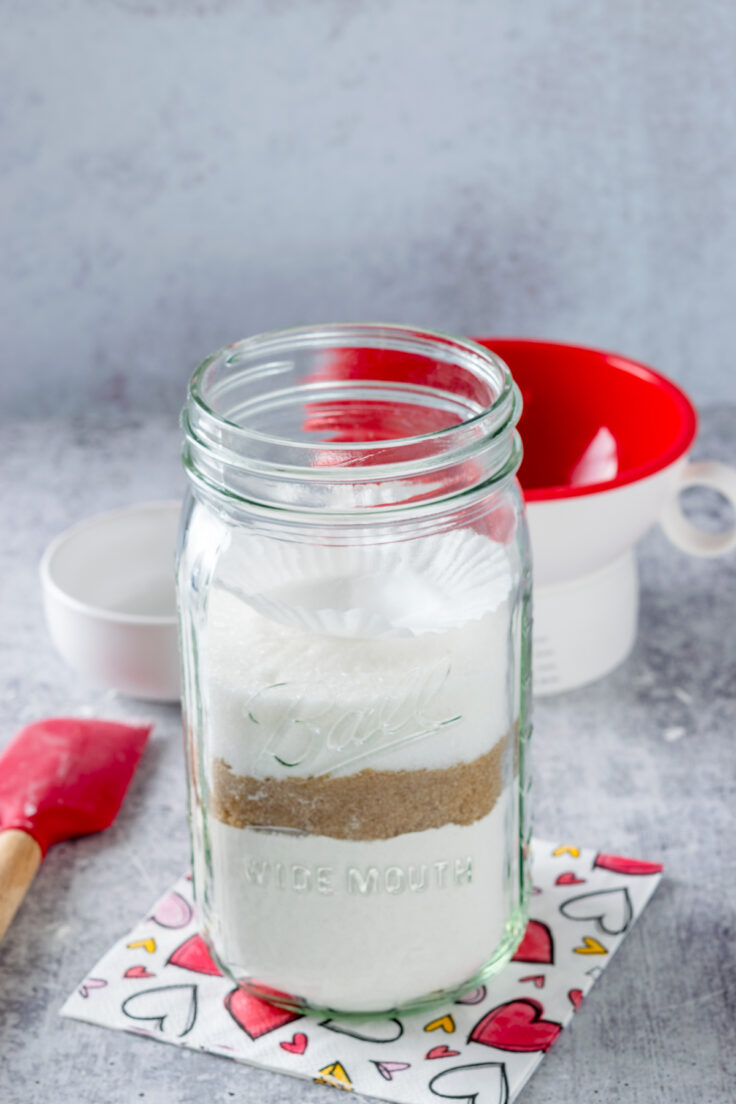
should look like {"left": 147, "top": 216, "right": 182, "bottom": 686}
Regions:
{"left": 0, "top": 829, "right": 43, "bottom": 943}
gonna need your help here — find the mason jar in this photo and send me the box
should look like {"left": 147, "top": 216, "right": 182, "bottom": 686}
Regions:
{"left": 177, "top": 324, "right": 532, "bottom": 1017}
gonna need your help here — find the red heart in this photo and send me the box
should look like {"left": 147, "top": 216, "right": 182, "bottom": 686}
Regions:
{"left": 225, "top": 988, "right": 302, "bottom": 1040}
{"left": 594, "top": 853, "right": 663, "bottom": 876}
{"left": 426, "top": 1045, "right": 461, "bottom": 1060}
{"left": 280, "top": 1031, "right": 308, "bottom": 1055}
{"left": 124, "top": 965, "right": 155, "bottom": 979}
{"left": 519, "top": 975, "right": 545, "bottom": 988}
{"left": 511, "top": 920, "right": 554, "bottom": 965}
{"left": 555, "top": 871, "right": 585, "bottom": 886}
{"left": 167, "top": 934, "right": 223, "bottom": 977}
{"left": 569, "top": 988, "right": 584, "bottom": 1010}
{"left": 469, "top": 999, "right": 562, "bottom": 1052}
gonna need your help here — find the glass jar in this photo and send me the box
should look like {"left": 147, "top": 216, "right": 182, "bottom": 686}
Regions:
{"left": 177, "top": 324, "right": 532, "bottom": 1017}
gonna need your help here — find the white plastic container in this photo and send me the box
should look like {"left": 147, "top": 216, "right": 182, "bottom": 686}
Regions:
{"left": 40, "top": 501, "right": 181, "bottom": 702}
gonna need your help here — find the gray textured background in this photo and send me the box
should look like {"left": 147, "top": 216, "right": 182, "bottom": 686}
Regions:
{"left": 3, "top": 0, "right": 736, "bottom": 415}
{"left": 2, "top": 9, "right": 736, "bottom": 1100}
{"left": 1, "top": 410, "right": 735, "bottom": 1103}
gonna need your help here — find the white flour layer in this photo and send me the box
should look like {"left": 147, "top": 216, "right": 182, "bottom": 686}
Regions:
{"left": 205, "top": 588, "right": 513, "bottom": 780}
{"left": 206, "top": 789, "right": 513, "bottom": 1012}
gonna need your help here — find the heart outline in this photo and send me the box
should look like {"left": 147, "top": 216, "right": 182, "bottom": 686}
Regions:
{"left": 122, "top": 983, "right": 198, "bottom": 1038}
{"left": 429, "top": 1061, "right": 509, "bottom": 1103}
{"left": 321, "top": 1017, "right": 404, "bottom": 1043}
{"left": 560, "top": 887, "right": 633, "bottom": 935}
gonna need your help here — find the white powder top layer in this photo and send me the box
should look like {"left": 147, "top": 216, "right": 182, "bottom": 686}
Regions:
{"left": 206, "top": 586, "right": 514, "bottom": 779}
{"left": 214, "top": 527, "right": 513, "bottom": 639}
{"left": 206, "top": 789, "right": 515, "bottom": 1012}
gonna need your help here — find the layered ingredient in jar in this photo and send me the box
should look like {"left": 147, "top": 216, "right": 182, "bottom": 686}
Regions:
{"left": 201, "top": 533, "right": 519, "bottom": 1012}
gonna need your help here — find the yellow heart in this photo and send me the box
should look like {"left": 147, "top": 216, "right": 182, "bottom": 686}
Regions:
{"left": 574, "top": 935, "right": 608, "bottom": 955}
{"left": 316, "top": 1062, "right": 353, "bottom": 1090}
{"left": 424, "top": 1014, "right": 456, "bottom": 1034}
{"left": 127, "top": 938, "right": 157, "bottom": 954}
{"left": 553, "top": 845, "right": 580, "bottom": 858}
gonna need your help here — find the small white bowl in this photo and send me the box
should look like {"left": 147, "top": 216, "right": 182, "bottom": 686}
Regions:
{"left": 40, "top": 501, "right": 182, "bottom": 702}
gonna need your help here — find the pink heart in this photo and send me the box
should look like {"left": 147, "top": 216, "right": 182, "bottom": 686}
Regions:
{"left": 152, "top": 890, "right": 193, "bottom": 929}
{"left": 594, "top": 853, "right": 663, "bottom": 876}
{"left": 555, "top": 871, "right": 585, "bottom": 886}
{"left": 569, "top": 988, "right": 584, "bottom": 1010}
{"left": 280, "top": 1032, "right": 308, "bottom": 1055}
{"left": 78, "top": 978, "right": 107, "bottom": 998}
{"left": 124, "top": 965, "right": 156, "bottom": 980}
{"left": 373, "top": 1061, "right": 411, "bottom": 1081}
{"left": 455, "top": 985, "right": 487, "bottom": 1005}
{"left": 426, "top": 1045, "right": 461, "bottom": 1060}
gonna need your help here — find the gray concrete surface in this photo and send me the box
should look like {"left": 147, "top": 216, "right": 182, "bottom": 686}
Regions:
{"left": 4, "top": 1, "right": 736, "bottom": 415}
{"left": 0, "top": 409, "right": 735, "bottom": 1102}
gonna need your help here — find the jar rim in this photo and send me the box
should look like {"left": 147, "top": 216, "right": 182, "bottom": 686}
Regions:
{"left": 189, "top": 323, "right": 515, "bottom": 451}
{"left": 183, "top": 323, "right": 523, "bottom": 515}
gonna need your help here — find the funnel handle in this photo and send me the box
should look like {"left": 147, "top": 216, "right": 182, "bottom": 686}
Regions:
{"left": 660, "top": 460, "right": 736, "bottom": 558}
{"left": 0, "top": 829, "right": 43, "bottom": 943}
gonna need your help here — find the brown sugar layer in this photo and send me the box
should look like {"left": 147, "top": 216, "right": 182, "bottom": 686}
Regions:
{"left": 210, "top": 733, "right": 510, "bottom": 842}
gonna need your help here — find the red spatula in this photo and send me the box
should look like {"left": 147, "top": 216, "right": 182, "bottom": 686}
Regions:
{"left": 0, "top": 717, "right": 151, "bottom": 942}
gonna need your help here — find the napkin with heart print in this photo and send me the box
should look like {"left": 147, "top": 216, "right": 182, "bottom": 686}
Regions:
{"left": 61, "top": 839, "right": 662, "bottom": 1104}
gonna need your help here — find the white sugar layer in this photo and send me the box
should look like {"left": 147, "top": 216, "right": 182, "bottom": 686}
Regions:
{"left": 205, "top": 587, "right": 514, "bottom": 779}
{"left": 206, "top": 790, "right": 514, "bottom": 1012}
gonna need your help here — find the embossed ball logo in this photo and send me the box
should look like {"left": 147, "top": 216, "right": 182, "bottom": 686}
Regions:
{"left": 247, "top": 658, "right": 461, "bottom": 774}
